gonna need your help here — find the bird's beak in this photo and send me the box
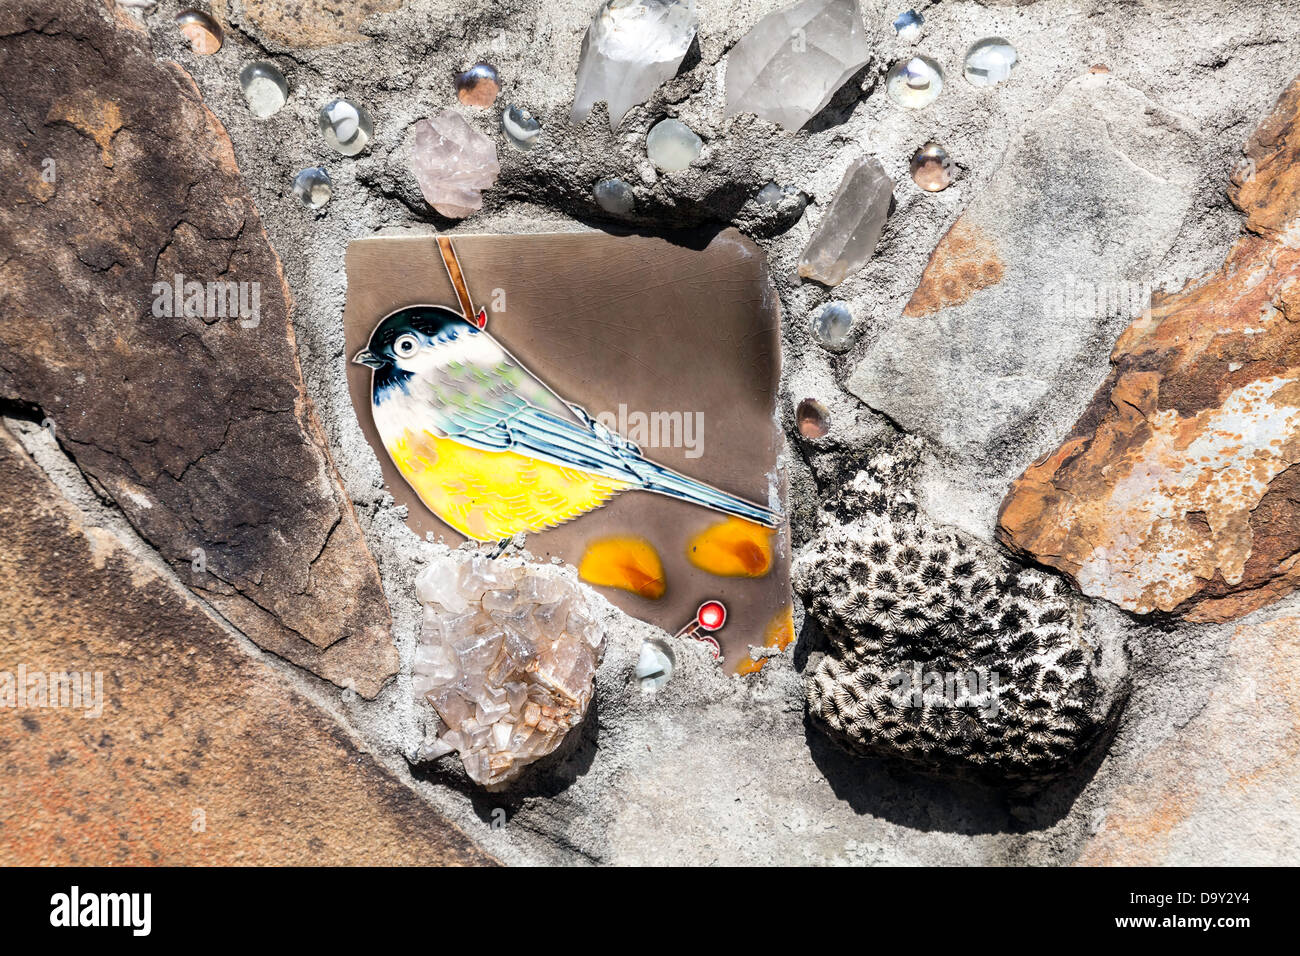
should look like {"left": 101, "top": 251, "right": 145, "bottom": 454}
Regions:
{"left": 352, "top": 348, "right": 384, "bottom": 369}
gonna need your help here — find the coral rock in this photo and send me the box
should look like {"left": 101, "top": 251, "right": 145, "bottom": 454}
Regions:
{"left": 998, "top": 75, "right": 1300, "bottom": 622}
{"left": 414, "top": 553, "right": 605, "bottom": 787}
{"left": 795, "top": 468, "right": 1124, "bottom": 780}
{"left": 410, "top": 110, "right": 500, "bottom": 218}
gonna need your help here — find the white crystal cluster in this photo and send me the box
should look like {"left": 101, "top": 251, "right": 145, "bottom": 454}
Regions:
{"left": 414, "top": 554, "right": 605, "bottom": 788}
{"left": 571, "top": 0, "right": 698, "bottom": 129}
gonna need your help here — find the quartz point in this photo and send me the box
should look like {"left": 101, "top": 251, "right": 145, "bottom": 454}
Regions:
{"left": 410, "top": 109, "right": 500, "bottom": 218}
{"left": 725, "top": 0, "right": 872, "bottom": 131}
{"left": 291, "top": 167, "right": 331, "bottom": 210}
{"left": 964, "top": 37, "right": 1018, "bottom": 87}
{"left": 594, "top": 176, "right": 635, "bottom": 214}
{"left": 798, "top": 156, "right": 893, "bottom": 286}
{"left": 571, "top": 0, "right": 698, "bottom": 130}
{"left": 813, "top": 302, "right": 853, "bottom": 350}
{"left": 646, "top": 117, "right": 702, "bottom": 172}
{"left": 413, "top": 553, "right": 606, "bottom": 787}
{"left": 319, "top": 98, "right": 373, "bottom": 156}
{"left": 239, "top": 61, "right": 289, "bottom": 118}
{"left": 501, "top": 104, "right": 542, "bottom": 151}
{"left": 886, "top": 55, "right": 943, "bottom": 109}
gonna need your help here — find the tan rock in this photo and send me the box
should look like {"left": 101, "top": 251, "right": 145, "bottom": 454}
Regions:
{"left": 0, "top": 424, "right": 494, "bottom": 866}
{"left": 999, "top": 76, "right": 1300, "bottom": 622}
{"left": 218, "top": 0, "right": 407, "bottom": 48}
{"left": 901, "top": 218, "right": 1004, "bottom": 317}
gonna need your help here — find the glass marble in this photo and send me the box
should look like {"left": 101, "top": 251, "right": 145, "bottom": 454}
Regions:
{"left": 964, "top": 37, "right": 1018, "bottom": 87}
{"left": 594, "top": 177, "right": 635, "bottom": 215}
{"left": 910, "top": 141, "right": 952, "bottom": 191}
{"left": 318, "top": 98, "right": 373, "bottom": 156}
{"left": 885, "top": 55, "right": 944, "bottom": 110}
{"left": 892, "top": 10, "right": 923, "bottom": 43}
{"left": 238, "top": 61, "right": 289, "bottom": 119}
{"left": 797, "top": 399, "right": 830, "bottom": 439}
{"left": 634, "top": 639, "right": 675, "bottom": 692}
{"left": 646, "top": 118, "right": 702, "bottom": 172}
{"left": 175, "top": 9, "right": 222, "bottom": 55}
{"left": 501, "top": 104, "right": 542, "bottom": 151}
{"left": 813, "top": 302, "right": 853, "bottom": 351}
{"left": 456, "top": 62, "right": 501, "bottom": 108}
{"left": 292, "top": 167, "right": 332, "bottom": 210}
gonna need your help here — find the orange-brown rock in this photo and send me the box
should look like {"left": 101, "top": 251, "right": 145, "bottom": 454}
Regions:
{"left": 901, "top": 218, "right": 1005, "bottom": 317}
{"left": 217, "top": 0, "right": 407, "bottom": 48}
{"left": 0, "top": 424, "right": 494, "bottom": 865}
{"left": 999, "top": 76, "right": 1300, "bottom": 622}
{"left": 0, "top": 0, "right": 396, "bottom": 694}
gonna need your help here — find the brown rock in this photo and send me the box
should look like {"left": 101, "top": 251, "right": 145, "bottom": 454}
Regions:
{"left": 0, "top": 0, "right": 396, "bottom": 694}
{"left": 0, "top": 424, "right": 494, "bottom": 866}
{"left": 901, "top": 218, "right": 1005, "bottom": 317}
{"left": 218, "top": 0, "right": 407, "bottom": 48}
{"left": 998, "top": 77, "right": 1300, "bottom": 622}
{"left": 1078, "top": 613, "right": 1300, "bottom": 864}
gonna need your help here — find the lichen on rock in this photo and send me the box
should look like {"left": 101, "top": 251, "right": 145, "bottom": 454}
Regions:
{"left": 795, "top": 465, "right": 1123, "bottom": 781}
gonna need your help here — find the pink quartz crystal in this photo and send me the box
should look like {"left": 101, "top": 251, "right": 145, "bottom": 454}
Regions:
{"left": 410, "top": 110, "right": 501, "bottom": 218}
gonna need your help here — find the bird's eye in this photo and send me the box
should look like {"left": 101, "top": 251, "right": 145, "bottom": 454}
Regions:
{"left": 393, "top": 334, "right": 419, "bottom": 358}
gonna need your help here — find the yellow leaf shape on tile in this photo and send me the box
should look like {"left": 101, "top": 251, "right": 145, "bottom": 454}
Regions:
{"left": 579, "top": 536, "right": 666, "bottom": 600}
{"left": 687, "top": 517, "right": 774, "bottom": 577}
{"left": 737, "top": 606, "right": 795, "bottom": 676}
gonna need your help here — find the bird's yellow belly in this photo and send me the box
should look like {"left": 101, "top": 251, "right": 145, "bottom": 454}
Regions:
{"left": 386, "top": 429, "right": 630, "bottom": 541}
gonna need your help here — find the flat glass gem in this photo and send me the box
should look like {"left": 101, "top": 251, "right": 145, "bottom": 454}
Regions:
{"left": 892, "top": 10, "right": 923, "bottom": 42}
{"left": 238, "top": 61, "right": 289, "bottom": 118}
{"left": 885, "top": 55, "right": 944, "bottom": 109}
{"left": 318, "top": 98, "right": 373, "bottom": 156}
{"left": 594, "top": 177, "right": 635, "bottom": 214}
{"left": 646, "top": 118, "right": 702, "bottom": 172}
{"left": 456, "top": 62, "right": 501, "bottom": 107}
{"left": 964, "top": 37, "right": 1018, "bottom": 87}
{"left": 501, "top": 104, "right": 542, "bottom": 151}
{"left": 813, "top": 302, "right": 853, "bottom": 350}
{"left": 910, "top": 141, "right": 952, "bottom": 191}
{"left": 291, "top": 167, "right": 332, "bottom": 210}
{"left": 797, "top": 399, "right": 830, "bottom": 439}
{"left": 175, "top": 10, "right": 222, "bottom": 54}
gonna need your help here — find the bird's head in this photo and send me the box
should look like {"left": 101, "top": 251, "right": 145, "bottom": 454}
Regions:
{"left": 353, "top": 305, "right": 487, "bottom": 392}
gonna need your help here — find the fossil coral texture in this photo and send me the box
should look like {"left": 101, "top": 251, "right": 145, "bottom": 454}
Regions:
{"left": 796, "top": 471, "right": 1108, "bottom": 780}
{"left": 414, "top": 553, "right": 605, "bottom": 788}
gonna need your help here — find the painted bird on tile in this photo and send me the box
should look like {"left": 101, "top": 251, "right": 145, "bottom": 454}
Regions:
{"left": 353, "top": 237, "right": 780, "bottom": 543}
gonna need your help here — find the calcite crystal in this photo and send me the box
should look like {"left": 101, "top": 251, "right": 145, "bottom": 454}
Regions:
{"left": 798, "top": 156, "right": 892, "bottom": 286}
{"left": 410, "top": 110, "right": 500, "bottom": 218}
{"left": 795, "top": 467, "right": 1123, "bottom": 781}
{"left": 725, "top": 0, "right": 871, "bottom": 130}
{"left": 998, "top": 76, "right": 1300, "bottom": 623}
{"left": 414, "top": 554, "right": 606, "bottom": 787}
{"left": 571, "top": 0, "right": 698, "bottom": 130}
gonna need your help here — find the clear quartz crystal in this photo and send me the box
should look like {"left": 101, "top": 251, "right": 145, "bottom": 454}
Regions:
{"left": 291, "top": 167, "right": 331, "bottom": 210}
{"left": 571, "top": 0, "right": 698, "bottom": 130}
{"left": 798, "top": 156, "right": 893, "bottom": 286}
{"left": 963, "top": 37, "right": 1018, "bottom": 87}
{"left": 318, "top": 98, "right": 373, "bottom": 156}
{"left": 646, "top": 118, "right": 702, "bottom": 172}
{"left": 239, "top": 61, "right": 289, "bottom": 118}
{"left": 413, "top": 554, "right": 605, "bottom": 787}
{"left": 410, "top": 110, "right": 501, "bottom": 218}
{"left": 885, "top": 55, "right": 944, "bottom": 109}
{"left": 725, "top": 0, "right": 871, "bottom": 131}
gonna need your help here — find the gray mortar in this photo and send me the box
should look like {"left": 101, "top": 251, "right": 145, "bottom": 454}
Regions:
{"left": 62, "top": 0, "right": 1300, "bottom": 863}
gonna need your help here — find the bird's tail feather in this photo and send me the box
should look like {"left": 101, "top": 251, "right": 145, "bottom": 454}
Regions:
{"left": 635, "top": 460, "right": 780, "bottom": 528}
